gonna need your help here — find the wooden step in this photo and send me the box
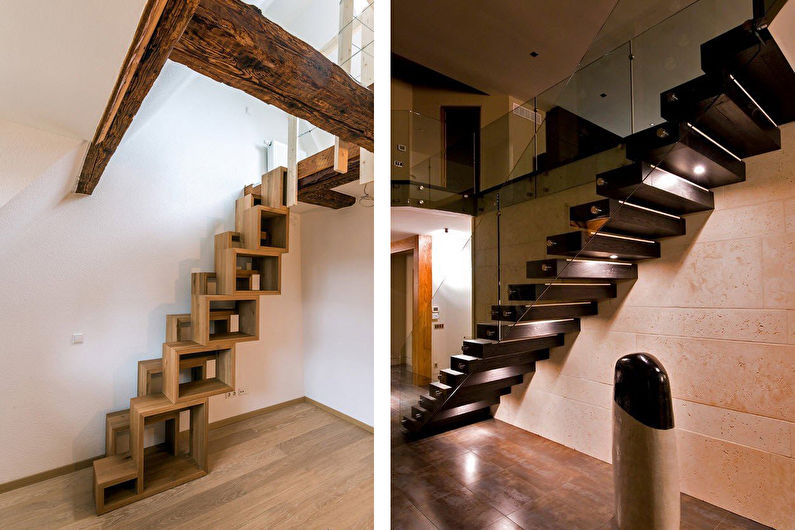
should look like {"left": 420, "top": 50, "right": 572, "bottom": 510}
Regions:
{"left": 701, "top": 21, "right": 795, "bottom": 125}
{"left": 462, "top": 334, "right": 564, "bottom": 358}
{"left": 596, "top": 162, "right": 715, "bottom": 214}
{"left": 526, "top": 258, "right": 638, "bottom": 280}
{"left": 508, "top": 282, "right": 617, "bottom": 302}
{"left": 546, "top": 231, "right": 660, "bottom": 261}
{"left": 626, "top": 122, "right": 745, "bottom": 188}
{"left": 439, "top": 368, "right": 466, "bottom": 386}
{"left": 429, "top": 381, "right": 452, "bottom": 399}
{"left": 190, "top": 294, "right": 259, "bottom": 345}
{"left": 477, "top": 318, "right": 580, "bottom": 341}
{"left": 446, "top": 375, "right": 525, "bottom": 408}
{"left": 419, "top": 394, "right": 439, "bottom": 411}
{"left": 492, "top": 301, "right": 598, "bottom": 322}
{"left": 570, "top": 198, "right": 686, "bottom": 239}
{"left": 425, "top": 397, "right": 500, "bottom": 426}
{"left": 105, "top": 410, "right": 130, "bottom": 457}
{"left": 451, "top": 349, "right": 550, "bottom": 374}
{"left": 660, "top": 74, "right": 781, "bottom": 158}
{"left": 162, "top": 342, "right": 235, "bottom": 403}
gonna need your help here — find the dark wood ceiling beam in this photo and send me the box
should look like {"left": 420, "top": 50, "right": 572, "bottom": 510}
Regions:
{"left": 76, "top": 0, "right": 199, "bottom": 194}
{"left": 171, "top": 0, "right": 374, "bottom": 151}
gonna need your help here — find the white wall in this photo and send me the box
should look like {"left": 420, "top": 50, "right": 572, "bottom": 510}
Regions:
{"left": 301, "top": 201, "right": 374, "bottom": 426}
{"left": 430, "top": 227, "right": 473, "bottom": 377}
{"left": 0, "top": 62, "right": 304, "bottom": 484}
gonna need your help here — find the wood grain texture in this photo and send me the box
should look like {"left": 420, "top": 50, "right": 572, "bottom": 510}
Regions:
{"left": 170, "top": 0, "right": 374, "bottom": 151}
{"left": 0, "top": 402, "right": 373, "bottom": 528}
{"left": 76, "top": 0, "right": 199, "bottom": 194}
{"left": 296, "top": 145, "right": 361, "bottom": 209}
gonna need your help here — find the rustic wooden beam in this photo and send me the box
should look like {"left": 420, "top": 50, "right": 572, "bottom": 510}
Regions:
{"left": 75, "top": 0, "right": 199, "bottom": 194}
{"left": 171, "top": 0, "right": 374, "bottom": 151}
{"left": 297, "top": 147, "right": 361, "bottom": 209}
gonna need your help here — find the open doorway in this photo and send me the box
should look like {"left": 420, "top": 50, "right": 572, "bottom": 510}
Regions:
{"left": 391, "top": 235, "right": 432, "bottom": 386}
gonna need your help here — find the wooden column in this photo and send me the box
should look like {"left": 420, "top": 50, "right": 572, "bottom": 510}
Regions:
{"left": 359, "top": 1, "right": 375, "bottom": 184}
{"left": 286, "top": 116, "right": 298, "bottom": 207}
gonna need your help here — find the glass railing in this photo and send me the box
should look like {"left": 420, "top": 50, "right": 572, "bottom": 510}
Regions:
{"left": 390, "top": 0, "right": 753, "bottom": 217}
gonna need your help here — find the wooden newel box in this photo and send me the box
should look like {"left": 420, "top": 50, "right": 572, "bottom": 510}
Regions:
{"left": 190, "top": 294, "right": 259, "bottom": 345}
{"left": 235, "top": 201, "right": 289, "bottom": 252}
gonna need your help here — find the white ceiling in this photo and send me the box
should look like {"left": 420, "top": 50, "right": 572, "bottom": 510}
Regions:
{"left": 391, "top": 206, "right": 471, "bottom": 241}
{"left": 0, "top": 0, "right": 147, "bottom": 140}
{"left": 392, "top": 0, "right": 618, "bottom": 100}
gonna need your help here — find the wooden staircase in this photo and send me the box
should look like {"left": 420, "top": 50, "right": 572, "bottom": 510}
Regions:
{"left": 401, "top": 17, "right": 795, "bottom": 435}
{"left": 91, "top": 168, "right": 289, "bottom": 514}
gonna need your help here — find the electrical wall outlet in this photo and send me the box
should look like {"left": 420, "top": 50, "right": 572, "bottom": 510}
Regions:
{"left": 71, "top": 333, "right": 84, "bottom": 344}
{"left": 238, "top": 387, "right": 248, "bottom": 396}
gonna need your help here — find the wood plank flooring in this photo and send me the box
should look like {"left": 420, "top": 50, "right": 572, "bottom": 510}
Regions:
{"left": 391, "top": 365, "right": 771, "bottom": 530}
{"left": 0, "top": 401, "right": 373, "bottom": 529}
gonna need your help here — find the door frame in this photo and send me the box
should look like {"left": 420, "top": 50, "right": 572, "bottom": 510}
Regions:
{"left": 391, "top": 235, "right": 432, "bottom": 384}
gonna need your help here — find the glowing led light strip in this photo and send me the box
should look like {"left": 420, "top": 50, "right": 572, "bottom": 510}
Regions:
{"left": 648, "top": 164, "right": 711, "bottom": 192}
{"left": 543, "top": 282, "right": 611, "bottom": 286}
{"left": 569, "top": 258, "right": 634, "bottom": 266}
{"left": 527, "top": 301, "right": 593, "bottom": 307}
{"left": 730, "top": 74, "right": 778, "bottom": 127}
{"left": 686, "top": 122, "right": 742, "bottom": 161}
{"left": 515, "top": 318, "right": 575, "bottom": 325}
{"left": 588, "top": 231, "right": 656, "bottom": 244}
{"left": 618, "top": 200, "right": 681, "bottom": 220}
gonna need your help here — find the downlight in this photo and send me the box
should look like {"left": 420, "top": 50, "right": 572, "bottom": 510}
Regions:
{"left": 693, "top": 165, "right": 706, "bottom": 176}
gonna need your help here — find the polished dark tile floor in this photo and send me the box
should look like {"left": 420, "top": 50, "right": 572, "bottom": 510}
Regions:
{"left": 391, "top": 365, "right": 770, "bottom": 530}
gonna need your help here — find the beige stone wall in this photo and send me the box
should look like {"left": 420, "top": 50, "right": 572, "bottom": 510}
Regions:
{"left": 475, "top": 123, "right": 795, "bottom": 529}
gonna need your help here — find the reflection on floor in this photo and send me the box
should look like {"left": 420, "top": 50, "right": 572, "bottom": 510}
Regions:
{"left": 391, "top": 366, "right": 769, "bottom": 530}
{"left": 0, "top": 401, "right": 373, "bottom": 528}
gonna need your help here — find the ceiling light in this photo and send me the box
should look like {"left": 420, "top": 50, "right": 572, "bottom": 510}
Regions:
{"left": 609, "top": 255, "right": 618, "bottom": 259}
{"left": 693, "top": 165, "right": 706, "bottom": 176}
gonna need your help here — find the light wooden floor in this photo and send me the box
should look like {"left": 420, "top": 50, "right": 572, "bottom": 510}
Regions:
{"left": 0, "top": 402, "right": 374, "bottom": 529}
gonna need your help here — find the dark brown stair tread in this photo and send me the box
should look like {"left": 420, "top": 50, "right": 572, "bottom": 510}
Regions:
{"left": 701, "top": 21, "right": 795, "bottom": 125}
{"left": 660, "top": 74, "right": 780, "bottom": 158}
{"left": 493, "top": 301, "right": 598, "bottom": 322}
{"left": 462, "top": 334, "right": 564, "bottom": 357}
{"left": 546, "top": 231, "right": 660, "bottom": 261}
{"left": 507, "top": 282, "right": 617, "bottom": 302}
{"left": 477, "top": 318, "right": 580, "bottom": 341}
{"left": 526, "top": 258, "right": 638, "bottom": 280}
{"left": 451, "top": 349, "right": 550, "bottom": 374}
{"left": 596, "top": 162, "right": 715, "bottom": 214}
{"left": 570, "top": 198, "right": 686, "bottom": 239}
{"left": 626, "top": 122, "right": 745, "bottom": 188}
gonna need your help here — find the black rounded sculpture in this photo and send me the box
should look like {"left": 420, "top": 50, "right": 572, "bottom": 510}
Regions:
{"left": 613, "top": 353, "right": 679, "bottom": 529}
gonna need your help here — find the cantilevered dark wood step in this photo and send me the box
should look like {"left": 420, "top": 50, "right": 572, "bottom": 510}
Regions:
{"left": 626, "top": 122, "right": 745, "bottom": 188}
{"left": 570, "top": 198, "right": 686, "bottom": 239}
{"left": 526, "top": 258, "right": 638, "bottom": 280}
{"left": 446, "top": 379, "right": 520, "bottom": 409}
{"left": 451, "top": 349, "right": 550, "bottom": 374}
{"left": 425, "top": 398, "right": 500, "bottom": 426}
{"left": 419, "top": 394, "right": 439, "bottom": 411}
{"left": 410, "top": 405, "right": 430, "bottom": 421}
{"left": 596, "top": 162, "right": 714, "bottom": 214}
{"left": 508, "top": 282, "right": 617, "bottom": 302}
{"left": 477, "top": 318, "right": 580, "bottom": 341}
{"left": 429, "top": 381, "right": 452, "bottom": 400}
{"left": 439, "top": 368, "right": 466, "bottom": 386}
{"left": 462, "top": 334, "right": 564, "bottom": 358}
{"left": 546, "top": 231, "right": 660, "bottom": 261}
{"left": 661, "top": 74, "right": 781, "bottom": 158}
{"left": 701, "top": 21, "right": 795, "bottom": 125}
{"left": 493, "top": 301, "right": 598, "bottom": 322}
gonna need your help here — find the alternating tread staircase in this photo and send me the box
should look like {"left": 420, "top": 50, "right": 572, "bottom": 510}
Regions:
{"left": 402, "top": 17, "right": 795, "bottom": 435}
{"left": 92, "top": 168, "right": 290, "bottom": 514}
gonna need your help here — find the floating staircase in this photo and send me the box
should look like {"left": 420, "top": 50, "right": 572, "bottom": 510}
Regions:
{"left": 401, "top": 17, "right": 795, "bottom": 435}
{"left": 92, "top": 168, "right": 290, "bottom": 514}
